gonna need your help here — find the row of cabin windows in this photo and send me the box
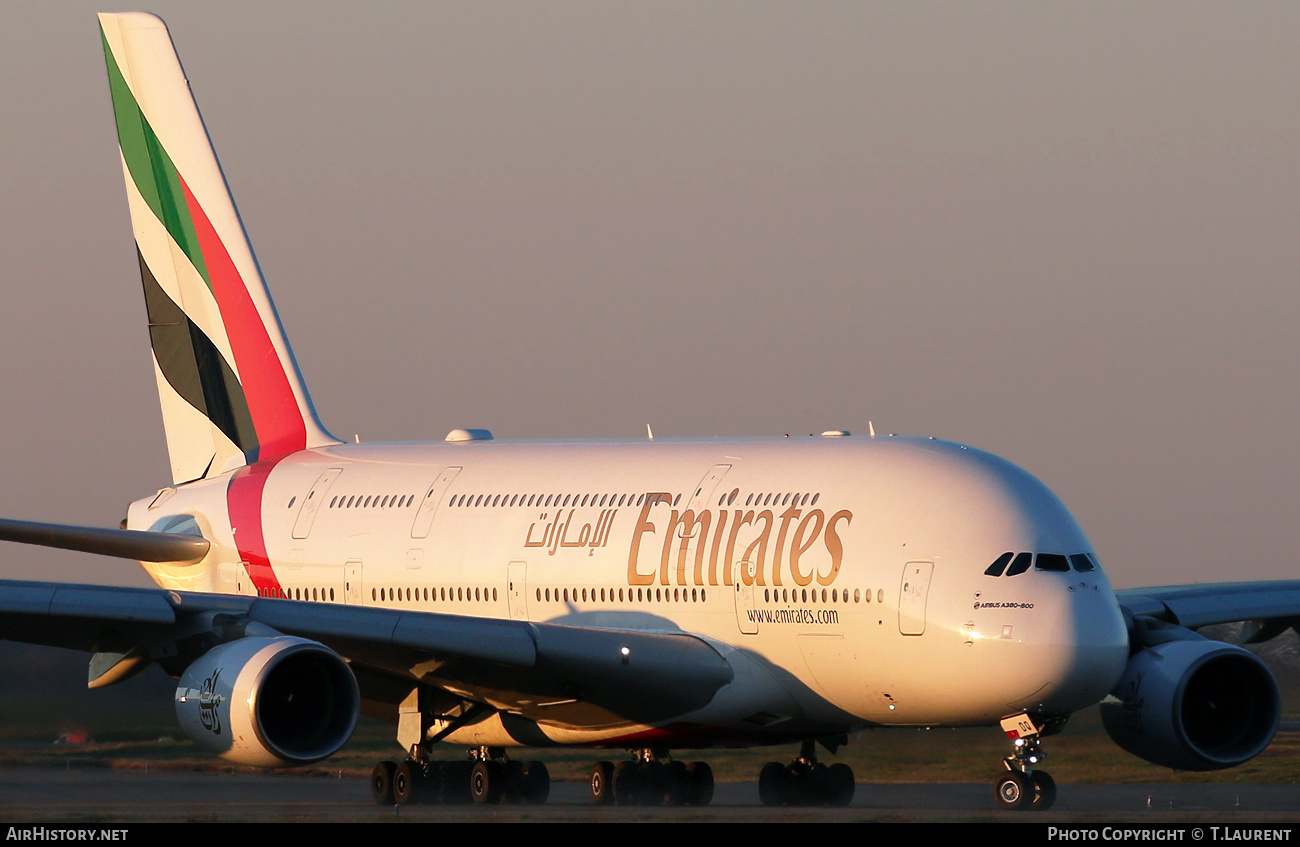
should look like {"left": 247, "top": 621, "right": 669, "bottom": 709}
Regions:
{"left": 256, "top": 583, "right": 875, "bottom": 608}
{"left": 260, "top": 586, "right": 335, "bottom": 601}
{"left": 373, "top": 586, "right": 499, "bottom": 604}
{"left": 294, "top": 489, "right": 826, "bottom": 513}
{"left": 533, "top": 585, "right": 878, "bottom": 606}
{"left": 763, "top": 586, "right": 880, "bottom": 604}
{"left": 538, "top": 586, "right": 711, "bottom": 604}
{"left": 324, "top": 493, "right": 417, "bottom": 509}
{"left": 445, "top": 490, "right": 825, "bottom": 510}
{"left": 452, "top": 492, "right": 680, "bottom": 509}
{"left": 737, "top": 491, "right": 821, "bottom": 508}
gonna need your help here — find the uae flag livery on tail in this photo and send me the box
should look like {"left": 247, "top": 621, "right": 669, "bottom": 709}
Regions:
{"left": 100, "top": 12, "right": 337, "bottom": 484}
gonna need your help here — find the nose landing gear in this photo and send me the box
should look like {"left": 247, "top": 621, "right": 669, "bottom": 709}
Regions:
{"left": 994, "top": 714, "right": 1058, "bottom": 811}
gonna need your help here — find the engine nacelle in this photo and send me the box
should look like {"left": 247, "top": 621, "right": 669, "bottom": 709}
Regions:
{"left": 175, "top": 636, "right": 360, "bottom": 768}
{"left": 1100, "top": 638, "right": 1279, "bottom": 771}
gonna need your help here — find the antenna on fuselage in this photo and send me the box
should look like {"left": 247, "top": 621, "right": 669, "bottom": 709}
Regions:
{"left": 647, "top": 424, "right": 654, "bottom": 441}
{"left": 869, "top": 421, "right": 876, "bottom": 438}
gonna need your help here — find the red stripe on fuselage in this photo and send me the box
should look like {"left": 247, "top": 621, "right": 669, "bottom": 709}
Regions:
{"left": 227, "top": 460, "right": 282, "bottom": 595}
{"left": 180, "top": 176, "right": 307, "bottom": 461}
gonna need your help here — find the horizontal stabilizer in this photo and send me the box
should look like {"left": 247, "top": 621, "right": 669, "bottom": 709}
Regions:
{"left": 0, "top": 518, "right": 209, "bottom": 563}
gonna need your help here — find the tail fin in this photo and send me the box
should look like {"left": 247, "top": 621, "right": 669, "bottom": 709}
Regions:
{"left": 99, "top": 13, "right": 338, "bottom": 483}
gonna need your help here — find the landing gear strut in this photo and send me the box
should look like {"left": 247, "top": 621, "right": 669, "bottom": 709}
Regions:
{"left": 993, "top": 713, "right": 1058, "bottom": 811}
{"left": 757, "top": 739, "right": 855, "bottom": 807}
{"left": 589, "top": 748, "right": 714, "bottom": 806}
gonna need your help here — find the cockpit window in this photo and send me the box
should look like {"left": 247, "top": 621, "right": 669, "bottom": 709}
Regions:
{"left": 1035, "top": 553, "right": 1069, "bottom": 572}
{"left": 987, "top": 550, "right": 1100, "bottom": 576}
{"left": 984, "top": 552, "right": 1014, "bottom": 576}
{"left": 1005, "top": 552, "right": 1033, "bottom": 576}
{"left": 1070, "top": 553, "right": 1096, "bottom": 572}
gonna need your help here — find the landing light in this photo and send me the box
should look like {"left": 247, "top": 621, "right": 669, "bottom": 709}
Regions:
{"left": 620, "top": 647, "right": 630, "bottom": 666}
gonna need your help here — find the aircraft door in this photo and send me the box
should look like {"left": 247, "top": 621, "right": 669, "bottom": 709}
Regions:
{"left": 508, "top": 560, "right": 528, "bottom": 620}
{"left": 345, "top": 560, "right": 363, "bottom": 605}
{"left": 292, "top": 467, "right": 342, "bottom": 539}
{"left": 898, "top": 560, "right": 934, "bottom": 635}
{"left": 732, "top": 559, "right": 758, "bottom": 634}
{"left": 411, "top": 467, "right": 461, "bottom": 538}
{"left": 671, "top": 465, "right": 731, "bottom": 584}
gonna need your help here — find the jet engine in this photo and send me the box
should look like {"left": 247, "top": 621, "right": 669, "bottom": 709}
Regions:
{"left": 175, "top": 636, "right": 360, "bottom": 768}
{"left": 1100, "top": 638, "right": 1279, "bottom": 771}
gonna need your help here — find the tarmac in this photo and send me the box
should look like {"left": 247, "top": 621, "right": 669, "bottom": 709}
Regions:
{"left": 1, "top": 769, "right": 1299, "bottom": 823}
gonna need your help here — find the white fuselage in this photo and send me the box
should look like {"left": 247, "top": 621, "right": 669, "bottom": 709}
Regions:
{"left": 127, "top": 435, "right": 1130, "bottom": 748}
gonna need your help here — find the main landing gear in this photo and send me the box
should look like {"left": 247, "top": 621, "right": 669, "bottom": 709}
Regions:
{"left": 371, "top": 746, "right": 550, "bottom": 806}
{"left": 589, "top": 748, "right": 714, "bottom": 806}
{"left": 992, "top": 713, "right": 1058, "bottom": 811}
{"left": 757, "top": 740, "right": 855, "bottom": 807}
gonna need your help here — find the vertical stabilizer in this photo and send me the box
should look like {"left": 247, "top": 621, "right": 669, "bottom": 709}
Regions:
{"left": 99, "top": 12, "right": 338, "bottom": 483}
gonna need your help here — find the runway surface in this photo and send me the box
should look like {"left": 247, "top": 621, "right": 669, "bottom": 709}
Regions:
{"left": 2, "top": 769, "right": 1300, "bottom": 822}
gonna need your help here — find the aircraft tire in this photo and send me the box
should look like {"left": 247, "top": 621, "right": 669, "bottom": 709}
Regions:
{"left": 664, "top": 761, "right": 689, "bottom": 805}
{"left": 1030, "top": 771, "right": 1057, "bottom": 811}
{"left": 370, "top": 760, "right": 396, "bottom": 805}
{"left": 826, "top": 763, "right": 855, "bottom": 807}
{"left": 501, "top": 760, "right": 526, "bottom": 804}
{"left": 637, "top": 760, "right": 666, "bottom": 806}
{"left": 994, "top": 771, "right": 1032, "bottom": 811}
{"left": 685, "top": 761, "right": 714, "bottom": 806}
{"left": 759, "top": 761, "right": 788, "bottom": 806}
{"left": 612, "top": 761, "right": 638, "bottom": 805}
{"left": 523, "top": 760, "right": 550, "bottom": 804}
{"left": 393, "top": 761, "right": 421, "bottom": 805}
{"left": 591, "top": 761, "right": 616, "bottom": 805}
{"left": 470, "top": 761, "right": 503, "bottom": 804}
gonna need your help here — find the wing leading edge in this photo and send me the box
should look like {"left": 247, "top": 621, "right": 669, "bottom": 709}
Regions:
{"left": 0, "top": 579, "right": 733, "bottom": 726}
{"left": 1116, "top": 580, "right": 1300, "bottom": 639}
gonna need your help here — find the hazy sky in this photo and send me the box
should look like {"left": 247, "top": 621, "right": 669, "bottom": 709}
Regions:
{"left": 2, "top": 1, "right": 1299, "bottom": 589}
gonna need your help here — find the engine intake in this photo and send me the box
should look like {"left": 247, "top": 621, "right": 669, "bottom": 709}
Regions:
{"left": 1100, "top": 638, "right": 1279, "bottom": 771}
{"left": 175, "top": 636, "right": 359, "bottom": 768}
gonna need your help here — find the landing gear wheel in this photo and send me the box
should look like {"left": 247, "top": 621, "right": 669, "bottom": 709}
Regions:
{"left": 1030, "top": 771, "right": 1057, "bottom": 811}
{"left": 393, "top": 761, "right": 422, "bottom": 805}
{"left": 591, "top": 761, "right": 616, "bottom": 805}
{"left": 994, "top": 771, "right": 1032, "bottom": 811}
{"left": 500, "top": 760, "right": 526, "bottom": 804}
{"left": 826, "top": 763, "right": 855, "bottom": 807}
{"left": 664, "top": 761, "right": 689, "bottom": 806}
{"left": 685, "top": 761, "right": 714, "bottom": 806}
{"left": 759, "top": 761, "right": 787, "bottom": 806}
{"left": 370, "top": 760, "right": 396, "bottom": 805}
{"left": 470, "top": 761, "right": 502, "bottom": 804}
{"left": 522, "top": 761, "right": 550, "bottom": 805}
{"left": 612, "top": 761, "right": 638, "bottom": 806}
{"left": 637, "top": 760, "right": 666, "bottom": 806}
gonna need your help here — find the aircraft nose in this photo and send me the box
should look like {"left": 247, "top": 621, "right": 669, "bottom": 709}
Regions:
{"left": 1033, "top": 578, "right": 1129, "bottom": 713}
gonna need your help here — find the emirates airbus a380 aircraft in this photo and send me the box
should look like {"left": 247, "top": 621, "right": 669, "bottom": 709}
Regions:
{"left": 1, "top": 12, "right": 1296, "bottom": 812}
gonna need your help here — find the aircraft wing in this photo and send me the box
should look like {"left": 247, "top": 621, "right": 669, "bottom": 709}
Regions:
{"left": 1115, "top": 580, "right": 1300, "bottom": 641}
{"left": 0, "top": 579, "right": 733, "bottom": 726}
